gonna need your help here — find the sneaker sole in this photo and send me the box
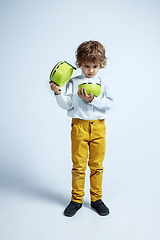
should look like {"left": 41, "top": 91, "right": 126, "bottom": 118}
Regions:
{"left": 63, "top": 211, "right": 75, "bottom": 217}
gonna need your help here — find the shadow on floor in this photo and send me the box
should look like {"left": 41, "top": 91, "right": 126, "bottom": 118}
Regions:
{"left": 19, "top": 184, "right": 70, "bottom": 206}
{"left": 0, "top": 176, "right": 69, "bottom": 207}
{"left": 0, "top": 163, "right": 91, "bottom": 208}
{"left": 1, "top": 178, "right": 92, "bottom": 209}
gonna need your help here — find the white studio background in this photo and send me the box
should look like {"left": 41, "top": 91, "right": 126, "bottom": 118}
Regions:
{"left": 0, "top": 0, "right": 160, "bottom": 239}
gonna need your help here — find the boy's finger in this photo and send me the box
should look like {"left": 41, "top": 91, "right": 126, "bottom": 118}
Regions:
{"left": 83, "top": 88, "right": 88, "bottom": 96}
{"left": 79, "top": 88, "right": 83, "bottom": 95}
{"left": 81, "top": 87, "right": 85, "bottom": 94}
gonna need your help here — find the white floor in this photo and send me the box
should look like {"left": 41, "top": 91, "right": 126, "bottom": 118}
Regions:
{"left": 1, "top": 167, "right": 160, "bottom": 240}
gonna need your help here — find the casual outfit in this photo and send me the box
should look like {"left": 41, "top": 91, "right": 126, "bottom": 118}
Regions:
{"left": 55, "top": 71, "right": 114, "bottom": 214}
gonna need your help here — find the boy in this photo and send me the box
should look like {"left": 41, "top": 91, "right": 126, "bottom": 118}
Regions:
{"left": 50, "top": 40, "right": 114, "bottom": 217}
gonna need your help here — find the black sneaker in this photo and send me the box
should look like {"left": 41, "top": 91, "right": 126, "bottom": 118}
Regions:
{"left": 64, "top": 201, "right": 82, "bottom": 217}
{"left": 91, "top": 199, "right": 110, "bottom": 216}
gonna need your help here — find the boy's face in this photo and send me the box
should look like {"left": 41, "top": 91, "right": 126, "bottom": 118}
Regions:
{"left": 81, "top": 60, "right": 100, "bottom": 78}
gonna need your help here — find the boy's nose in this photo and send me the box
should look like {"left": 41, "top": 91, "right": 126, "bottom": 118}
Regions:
{"left": 90, "top": 68, "right": 93, "bottom": 72}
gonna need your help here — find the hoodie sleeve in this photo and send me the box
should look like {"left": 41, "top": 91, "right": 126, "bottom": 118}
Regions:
{"left": 89, "top": 78, "right": 115, "bottom": 111}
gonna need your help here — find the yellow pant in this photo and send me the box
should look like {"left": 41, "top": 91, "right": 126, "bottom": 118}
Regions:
{"left": 71, "top": 118, "right": 106, "bottom": 203}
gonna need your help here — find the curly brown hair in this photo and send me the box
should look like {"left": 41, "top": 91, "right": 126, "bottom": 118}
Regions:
{"left": 75, "top": 40, "right": 107, "bottom": 68}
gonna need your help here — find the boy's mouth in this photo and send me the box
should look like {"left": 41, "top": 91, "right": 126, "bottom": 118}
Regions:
{"left": 88, "top": 73, "right": 93, "bottom": 77}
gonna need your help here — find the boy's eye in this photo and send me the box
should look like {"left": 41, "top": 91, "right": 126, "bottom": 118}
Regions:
{"left": 84, "top": 65, "right": 98, "bottom": 68}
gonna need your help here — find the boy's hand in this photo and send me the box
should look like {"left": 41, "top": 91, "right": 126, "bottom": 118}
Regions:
{"left": 49, "top": 82, "right": 61, "bottom": 95}
{"left": 77, "top": 87, "right": 94, "bottom": 103}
